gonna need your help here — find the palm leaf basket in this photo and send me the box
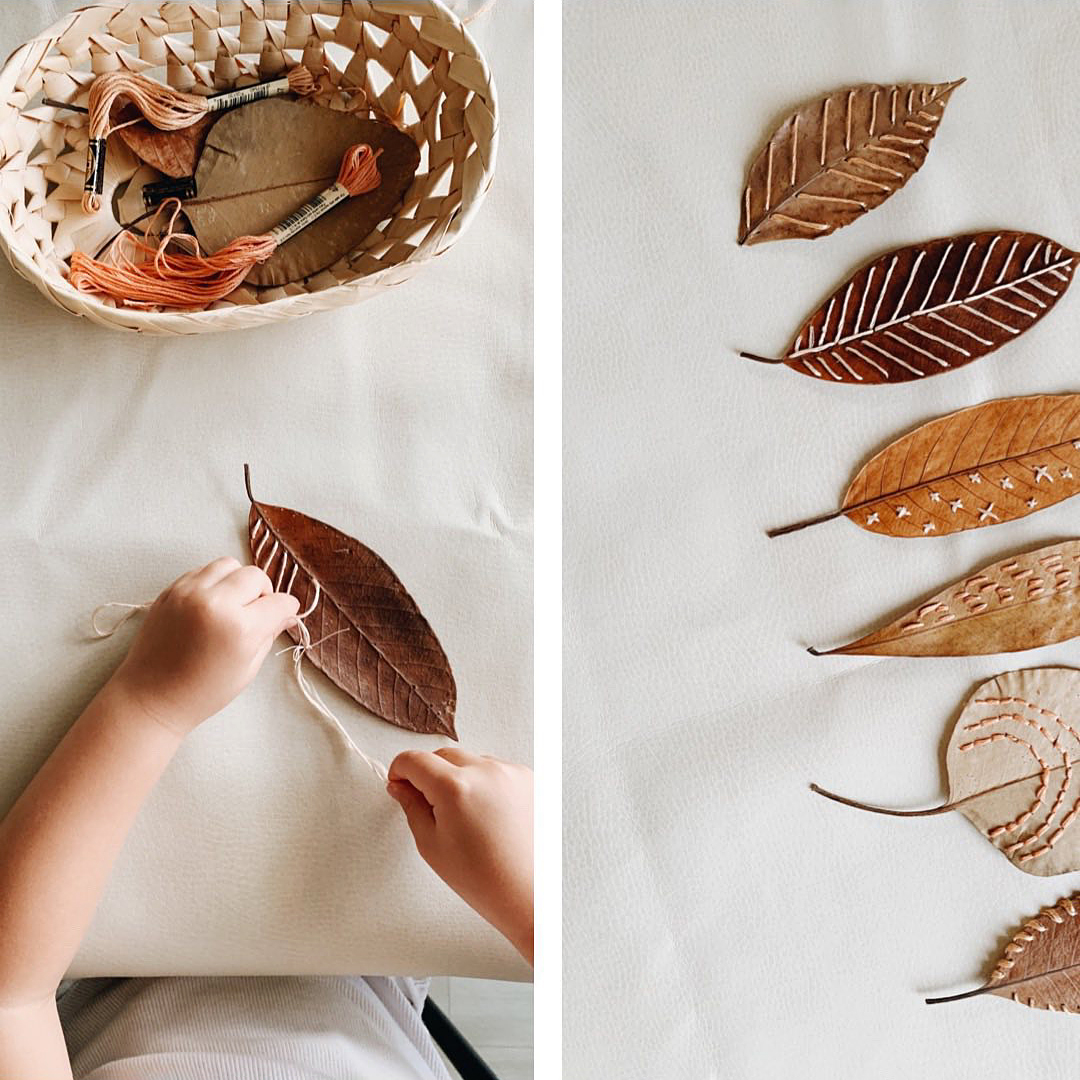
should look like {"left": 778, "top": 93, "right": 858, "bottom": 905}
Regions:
{"left": 0, "top": 1, "right": 498, "bottom": 333}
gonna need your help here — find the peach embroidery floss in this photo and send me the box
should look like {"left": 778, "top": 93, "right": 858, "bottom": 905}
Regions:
{"left": 82, "top": 67, "right": 317, "bottom": 213}
{"left": 69, "top": 142, "right": 383, "bottom": 309}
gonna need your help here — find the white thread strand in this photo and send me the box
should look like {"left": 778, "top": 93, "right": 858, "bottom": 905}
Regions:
{"left": 285, "top": 619, "right": 389, "bottom": 783}
{"left": 91, "top": 601, "right": 152, "bottom": 637}
{"left": 90, "top": 599, "right": 389, "bottom": 784}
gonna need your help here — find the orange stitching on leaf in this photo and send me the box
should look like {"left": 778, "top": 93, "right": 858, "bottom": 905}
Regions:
{"left": 989, "top": 895, "right": 1080, "bottom": 987}
{"left": 960, "top": 730, "right": 1048, "bottom": 834}
{"left": 964, "top": 699, "right": 1080, "bottom": 859}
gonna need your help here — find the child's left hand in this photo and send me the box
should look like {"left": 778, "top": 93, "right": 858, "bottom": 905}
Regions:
{"left": 109, "top": 556, "right": 299, "bottom": 736}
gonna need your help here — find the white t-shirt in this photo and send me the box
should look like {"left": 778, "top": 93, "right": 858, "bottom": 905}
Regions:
{"left": 58, "top": 975, "right": 451, "bottom": 1080}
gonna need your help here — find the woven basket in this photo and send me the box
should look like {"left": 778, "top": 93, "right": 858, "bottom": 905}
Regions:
{"left": 0, "top": 1, "right": 498, "bottom": 333}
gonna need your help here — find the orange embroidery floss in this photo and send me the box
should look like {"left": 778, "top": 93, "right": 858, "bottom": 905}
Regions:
{"left": 69, "top": 143, "right": 383, "bottom": 309}
{"left": 82, "top": 67, "right": 317, "bottom": 213}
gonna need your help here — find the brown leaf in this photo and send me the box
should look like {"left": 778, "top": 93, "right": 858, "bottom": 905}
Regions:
{"left": 813, "top": 668, "right": 1080, "bottom": 876}
{"left": 244, "top": 466, "right": 456, "bottom": 739}
{"left": 739, "top": 80, "right": 963, "bottom": 245}
{"left": 812, "top": 539, "right": 1080, "bottom": 657}
{"left": 926, "top": 891, "right": 1080, "bottom": 1010}
{"left": 183, "top": 97, "right": 420, "bottom": 286}
{"left": 771, "top": 394, "right": 1080, "bottom": 538}
{"left": 741, "top": 232, "right": 1079, "bottom": 383}
{"left": 114, "top": 106, "right": 217, "bottom": 178}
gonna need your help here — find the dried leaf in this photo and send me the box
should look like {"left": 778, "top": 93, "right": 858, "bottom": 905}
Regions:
{"left": 812, "top": 539, "right": 1080, "bottom": 657}
{"left": 183, "top": 97, "right": 420, "bottom": 286}
{"left": 813, "top": 668, "right": 1080, "bottom": 876}
{"left": 771, "top": 394, "right": 1080, "bottom": 538}
{"left": 244, "top": 466, "right": 456, "bottom": 739}
{"left": 114, "top": 106, "right": 216, "bottom": 178}
{"left": 741, "top": 232, "right": 1079, "bottom": 383}
{"left": 738, "top": 80, "right": 963, "bottom": 246}
{"left": 926, "top": 891, "right": 1080, "bottom": 1011}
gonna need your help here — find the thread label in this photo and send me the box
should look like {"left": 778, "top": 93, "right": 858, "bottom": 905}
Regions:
{"left": 84, "top": 138, "right": 107, "bottom": 194}
{"left": 142, "top": 176, "right": 198, "bottom": 208}
{"left": 208, "top": 77, "right": 291, "bottom": 112}
{"left": 269, "top": 182, "right": 349, "bottom": 243}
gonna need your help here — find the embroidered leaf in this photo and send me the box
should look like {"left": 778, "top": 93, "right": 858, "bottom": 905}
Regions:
{"left": 925, "top": 891, "right": 1080, "bottom": 1010}
{"left": 770, "top": 394, "right": 1080, "bottom": 538}
{"left": 741, "top": 232, "right": 1079, "bottom": 383}
{"left": 183, "top": 97, "right": 419, "bottom": 286}
{"left": 244, "top": 466, "right": 457, "bottom": 739}
{"left": 811, "top": 539, "right": 1080, "bottom": 657}
{"left": 813, "top": 668, "right": 1080, "bottom": 876}
{"left": 738, "top": 80, "right": 963, "bottom": 246}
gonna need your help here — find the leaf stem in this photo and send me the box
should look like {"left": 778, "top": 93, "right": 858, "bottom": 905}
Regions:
{"left": 244, "top": 463, "right": 255, "bottom": 504}
{"left": 924, "top": 985, "right": 987, "bottom": 1005}
{"left": 739, "top": 351, "right": 784, "bottom": 365}
{"left": 767, "top": 509, "right": 843, "bottom": 537}
{"left": 42, "top": 97, "right": 87, "bottom": 113}
{"left": 809, "top": 782, "right": 954, "bottom": 817}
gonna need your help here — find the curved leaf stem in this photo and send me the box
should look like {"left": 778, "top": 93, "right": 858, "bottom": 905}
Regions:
{"left": 244, "top": 463, "right": 255, "bottom": 504}
{"left": 809, "top": 782, "right": 954, "bottom": 817}
{"left": 739, "top": 351, "right": 784, "bottom": 365}
{"left": 924, "top": 985, "right": 987, "bottom": 1005}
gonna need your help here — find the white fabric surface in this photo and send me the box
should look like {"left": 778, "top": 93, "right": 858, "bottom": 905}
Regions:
{"left": 0, "top": 0, "right": 532, "bottom": 980}
{"left": 59, "top": 975, "right": 449, "bottom": 1080}
{"left": 566, "top": 3, "right": 1080, "bottom": 1076}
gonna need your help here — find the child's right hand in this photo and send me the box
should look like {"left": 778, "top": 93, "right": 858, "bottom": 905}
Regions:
{"left": 108, "top": 556, "right": 299, "bottom": 737}
{"left": 387, "top": 750, "right": 534, "bottom": 964}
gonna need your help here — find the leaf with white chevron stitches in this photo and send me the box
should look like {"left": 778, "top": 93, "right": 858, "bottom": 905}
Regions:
{"left": 741, "top": 231, "right": 1079, "bottom": 383}
{"left": 739, "top": 80, "right": 963, "bottom": 245}
{"left": 769, "top": 394, "right": 1080, "bottom": 537}
{"left": 244, "top": 466, "right": 457, "bottom": 739}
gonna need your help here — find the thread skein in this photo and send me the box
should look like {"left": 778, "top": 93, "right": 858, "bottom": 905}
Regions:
{"left": 82, "top": 66, "right": 317, "bottom": 213}
{"left": 69, "top": 142, "right": 383, "bottom": 309}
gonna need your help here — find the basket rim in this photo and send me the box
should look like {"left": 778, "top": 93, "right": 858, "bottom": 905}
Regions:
{"left": 0, "top": 0, "right": 500, "bottom": 332}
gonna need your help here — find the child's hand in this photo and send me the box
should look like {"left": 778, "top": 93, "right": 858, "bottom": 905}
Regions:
{"left": 387, "top": 750, "right": 533, "bottom": 964}
{"left": 108, "top": 557, "right": 299, "bottom": 736}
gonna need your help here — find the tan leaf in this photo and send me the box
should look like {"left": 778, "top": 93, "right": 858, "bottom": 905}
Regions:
{"left": 741, "top": 231, "right": 1079, "bottom": 383}
{"left": 114, "top": 106, "right": 216, "bottom": 177}
{"left": 244, "top": 466, "right": 457, "bottom": 739}
{"left": 771, "top": 394, "right": 1080, "bottom": 538}
{"left": 812, "top": 539, "right": 1080, "bottom": 656}
{"left": 926, "top": 891, "right": 1080, "bottom": 1011}
{"left": 183, "top": 97, "right": 420, "bottom": 286}
{"left": 813, "top": 668, "right": 1080, "bottom": 876}
{"left": 738, "top": 80, "right": 963, "bottom": 246}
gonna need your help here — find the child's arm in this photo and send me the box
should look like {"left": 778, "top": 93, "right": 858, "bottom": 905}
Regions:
{"left": 0, "top": 557, "right": 298, "bottom": 1079}
{"left": 387, "top": 749, "right": 534, "bottom": 964}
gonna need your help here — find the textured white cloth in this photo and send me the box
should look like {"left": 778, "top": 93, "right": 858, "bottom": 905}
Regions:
{"left": 566, "top": 2, "right": 1080, "bottom": 1077}
{"left": 58, "top": 976, "right": 450, "bottom": 1080}
{"left": 0, "top": 0, "right": 532, "bottom": 980}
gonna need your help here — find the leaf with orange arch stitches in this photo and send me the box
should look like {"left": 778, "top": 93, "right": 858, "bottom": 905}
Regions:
{"left": 813, "top": 668, "right": 1080, "bottom": 876}
{"left": 244, "top": 465, "right": 457, "bottom": 739}
{"left": 926, "top": 891, "right": 1080, "bottom": 1011}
